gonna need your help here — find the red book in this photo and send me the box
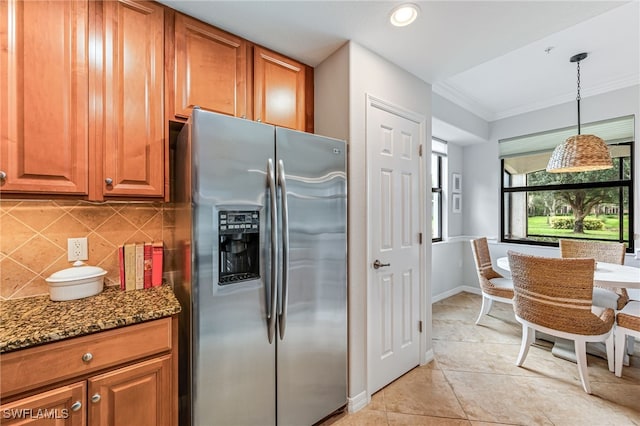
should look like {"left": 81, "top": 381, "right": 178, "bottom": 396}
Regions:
{"left": 144, "top": 243, "right": 153, "bottom": 289}
{"left": 152, "top": 241, "right": 164, "bottom": 287}
{"left": 118, "top": 245, "right": 125, "bottom": 291}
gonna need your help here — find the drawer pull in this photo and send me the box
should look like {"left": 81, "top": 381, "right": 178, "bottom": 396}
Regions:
{"left": 91, "top": 393, "right": 101, "bottom": 403}
{"left": 82, "top": 352, "right": 93, "bottom": 363}
{"left": 71, "top": 401, "right": 82, "bottom": 412}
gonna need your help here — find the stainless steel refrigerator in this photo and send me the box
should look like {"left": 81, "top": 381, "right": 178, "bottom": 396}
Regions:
{"left": 174, "top": 108, "right": 347, "bottom": 426}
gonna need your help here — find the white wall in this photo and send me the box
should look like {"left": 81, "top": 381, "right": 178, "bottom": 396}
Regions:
{"left": 432, "top": 93, "right": 489, "bottom": 142}
{"left": 445, "top": 142, "right": 464, "bottom": 237}
{"left": 430, "top": 141, "right": 468, "bottom": 302}
{"left": 431, "top": 239, "right": 469, "bottom": 301}
{"left": 315, "top": 41, "right": 432, "bottom": 411}
{"left": 314, "top": 42, "right": 349, "bottom": 142}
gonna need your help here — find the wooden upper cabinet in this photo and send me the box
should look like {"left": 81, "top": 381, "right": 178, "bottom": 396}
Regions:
{"left": 172, "top": 13, "right": 247, "bottom": 119}
{"left": 98, "top": 0, "right": 165, "bottom": 198}
{"left": 253, "top": 46, "right": 310, "bottom": 132}
{"left": 0, "top": 0, "right": 89, "bottom": 194}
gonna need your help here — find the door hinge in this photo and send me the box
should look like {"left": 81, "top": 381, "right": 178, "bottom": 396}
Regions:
{"left": 419, "top": 145, "right": 423, "bottom": 157}
{"left": 418, "top": 233, "right": 423, "bottom": 244}
{"left": 418, "top": 320, "right": 423, "bottom": 333}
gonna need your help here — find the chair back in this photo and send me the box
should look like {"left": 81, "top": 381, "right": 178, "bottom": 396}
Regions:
{"left": 507, "top": 251, "right": 613, "bottom": 335}
{"left": 559, "top": 239, "right": 625, "bottom": 264}
{"left": 470, "top": 238, "right": 502, "bottom": 288}
{"left": 559, "top": 239, "right": 628, "bottom": 309}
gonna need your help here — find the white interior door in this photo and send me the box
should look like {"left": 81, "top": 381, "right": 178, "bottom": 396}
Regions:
{"left": 367, "top": 97, "right": 422, "bottom": 394}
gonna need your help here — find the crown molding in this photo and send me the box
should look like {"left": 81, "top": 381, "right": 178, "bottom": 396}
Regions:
{"left": 435, "top": 73, "right": 639, "bottom": 124}
{"left": 493, "top": 73, "right": 640, "bottom": 121}
{"left": 432, "top": 82, "right": 495, "bottom": 122}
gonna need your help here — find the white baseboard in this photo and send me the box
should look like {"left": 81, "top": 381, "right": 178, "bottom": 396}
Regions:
{"left": 422, "top": 348, "right": 435, "bottom": 365}
{"left": 432, "top": 285, "right": 481, "bottom": 303}
{"left": 347, "top": 390, "right": 368, "bottom": 413}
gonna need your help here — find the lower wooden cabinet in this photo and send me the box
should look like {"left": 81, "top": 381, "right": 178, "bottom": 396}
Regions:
{"left": 0, "top": 382, "right": 86, "bottom": 426}
{"left": 88, "top": 355, "right": 172, "bottom": 426}
{"left": 0, "top": 317, "right": 177, "bottom": 426}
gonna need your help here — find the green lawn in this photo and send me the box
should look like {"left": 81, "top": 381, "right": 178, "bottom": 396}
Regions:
{"left": 527, "top": 215, "right": 629, "bottom": 240}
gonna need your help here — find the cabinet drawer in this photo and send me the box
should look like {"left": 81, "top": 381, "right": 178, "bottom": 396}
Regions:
{"left": 1, "top": 318, "right": 172, "bottom": 398}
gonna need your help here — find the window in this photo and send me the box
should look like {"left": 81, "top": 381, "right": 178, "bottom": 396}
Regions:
{"left": 432, "top": 139, "right": 447, "bottom": 242}
{"left": 500, "top": 115, "right": 634, "bottom": 252}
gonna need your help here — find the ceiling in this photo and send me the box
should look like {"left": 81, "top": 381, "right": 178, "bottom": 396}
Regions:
{"left": 158, "top": 1, "right": 640, "bottom": 127}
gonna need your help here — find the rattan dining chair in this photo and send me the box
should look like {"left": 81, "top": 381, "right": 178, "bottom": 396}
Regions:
{"left": 559, "top": 239, "right": 628, "bottom": 310}
{"left": 470, "top": 238, "right": 514, "bottom": 324}
{"left": 614, "top": 301, "right": 640, "bottom": 377}
{"left": 507, "top": 251, "right": 614, "bottom": 394}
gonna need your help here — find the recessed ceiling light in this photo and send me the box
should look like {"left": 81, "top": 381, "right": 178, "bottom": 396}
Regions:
{"left": 390, "top": 3, "right": 420, "bottom": 27}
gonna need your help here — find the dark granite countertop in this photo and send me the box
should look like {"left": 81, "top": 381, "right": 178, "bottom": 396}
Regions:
{"left": 0, "top": 284, "right": 181, "bottom": 354}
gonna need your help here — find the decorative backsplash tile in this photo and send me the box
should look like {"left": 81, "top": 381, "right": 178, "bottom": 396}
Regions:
{"left": 0, "top": 200, "right": 176, "bottom": 300}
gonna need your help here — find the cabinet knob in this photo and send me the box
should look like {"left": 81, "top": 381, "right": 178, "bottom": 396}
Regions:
{"left": 82, "top": 352, "right": 93, "bottom": 363}
{"left": 91, "top": 393, "right": 101, "bottom": 403}
{"left": 70, "top": 401, "right": 82, "bottom": 412}
{"left": 105, "top": 177, "right": 113, "bottom": 185}
{"left": 257, "top": 118, "right": 261, "bottom": 122}
{"left": 0, "top": 171, "right": 6, "bottom": 180}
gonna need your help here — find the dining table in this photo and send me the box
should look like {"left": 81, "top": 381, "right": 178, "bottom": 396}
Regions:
{"left": 496, "top": 255, "right": 640, "bottom": 363}
{"left": 496, "top": 256, "right": 640, "bottom": 289}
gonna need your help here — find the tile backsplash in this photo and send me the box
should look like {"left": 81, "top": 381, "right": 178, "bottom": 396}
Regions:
{"left": 0, "top": 200, "right": 175, "bottom": 300}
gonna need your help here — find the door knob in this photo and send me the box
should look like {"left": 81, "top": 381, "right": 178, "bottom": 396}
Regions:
{"left": 373, "top": 259, "right": 390, "bottom": 269}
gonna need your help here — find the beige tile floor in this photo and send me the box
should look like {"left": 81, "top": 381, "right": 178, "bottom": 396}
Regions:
{"left": 321, "top": 292, "right": 640, "bottom": 426}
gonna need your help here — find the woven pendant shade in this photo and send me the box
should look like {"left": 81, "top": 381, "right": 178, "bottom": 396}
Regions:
{"left": 546, "top": 52, "right": 613, "bottom": 173}
{"left": 546, "top": 134, "right": 613, "bottom": 173}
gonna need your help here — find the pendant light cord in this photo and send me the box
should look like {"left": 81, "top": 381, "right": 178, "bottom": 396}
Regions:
{"left": 576, "top": 60, "right": 581, "bottom": 135}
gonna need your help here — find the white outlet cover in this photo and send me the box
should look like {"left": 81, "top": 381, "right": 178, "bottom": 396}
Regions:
{"left": 67, "top": 237, "right": 89, "bottom": 262}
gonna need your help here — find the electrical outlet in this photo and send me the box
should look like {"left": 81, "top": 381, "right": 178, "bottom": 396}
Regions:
{"left": 67, "top": 237, "right": 89, "bottom": 262}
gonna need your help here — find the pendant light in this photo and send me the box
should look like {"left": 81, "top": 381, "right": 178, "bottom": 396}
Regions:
{"left": 546, "top": 53, "right": 613, "bottom": 173}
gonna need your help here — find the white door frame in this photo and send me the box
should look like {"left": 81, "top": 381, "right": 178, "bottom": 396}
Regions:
{"left": 365, "top": 94, "right": 428, "bottom": 399}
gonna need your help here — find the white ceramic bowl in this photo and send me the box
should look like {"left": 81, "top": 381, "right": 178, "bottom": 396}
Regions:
{"left": 45, "top": 262, "right": 107, "bottom": 301}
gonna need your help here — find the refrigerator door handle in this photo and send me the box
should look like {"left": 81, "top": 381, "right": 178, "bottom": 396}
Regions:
{"left": 267, "top": 158, "right": 278, "bottom": 344}
{"left": 277, "top": 159, "right": 290, "bottom": 340}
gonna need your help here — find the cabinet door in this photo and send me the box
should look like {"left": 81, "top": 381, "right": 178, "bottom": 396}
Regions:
{"left": 0, "top": 0, "right": 89, "bottom": 194}
{"left": 0, "top": 382, "right": 86, "bottom": 425}
{"left": 98, "top": 0, "right": 164, "bottom": 198}
{"left": 173, "top": 14, "right": 247, "bottom": 119}
{"left": 253, "top": 47, "right": 307, "bottom": 131}
{"left": 88, "top": 355, "right": 172, "bottom": 426}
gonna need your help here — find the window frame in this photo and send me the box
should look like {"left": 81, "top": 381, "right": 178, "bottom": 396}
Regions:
{"left": 432, "top": 152, "right": 443, "bottom": 242}
{"left": 500, "top": 141, "right": 635, "bottom": 252}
